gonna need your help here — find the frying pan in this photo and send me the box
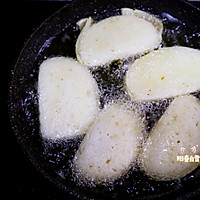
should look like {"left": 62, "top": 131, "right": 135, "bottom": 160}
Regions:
{"left": 9, "top": 0, "right": 200, "bottom": 199}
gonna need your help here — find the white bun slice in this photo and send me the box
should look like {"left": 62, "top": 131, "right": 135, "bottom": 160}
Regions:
{"left": 125, "top": 46, "right": 200, "bottom": 101}
{"left": 76, "top": 8, "right": 163, "bottom": 67}
{"left": 38, "top": 57, "right": 99, "bottom": 140}
{"left": 73, "top": 103, "right": 143, "bottom": 183}
{"left": 140, "top": 95, "right": 200, "bottom": 181}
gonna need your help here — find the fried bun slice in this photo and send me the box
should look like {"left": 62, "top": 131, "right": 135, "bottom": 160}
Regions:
{"left": 140, "top": 95, "right": 200, "bottom": 181}
{"left": 74, "top": 103, "right": 143, "bottom": 183}
{"left": 125, "top": 46, "right": 200, "bottom": 101}
{"left": 76, "top": 8, "right": 163, "bottom": 67}
{"left": 38, "top": 57, "right": 99, "bottom": 140}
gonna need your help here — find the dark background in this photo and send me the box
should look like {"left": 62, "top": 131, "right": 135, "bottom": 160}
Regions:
{"left": 3, "top": 1, "right": 200, "bottom": 200}
{"left": 4, "top": 1, "right": 78, "bottom": 200}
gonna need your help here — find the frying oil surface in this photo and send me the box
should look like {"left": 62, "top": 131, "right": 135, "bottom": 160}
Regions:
{"left": 25, "top": 9, "right": 200, "bottom": 199}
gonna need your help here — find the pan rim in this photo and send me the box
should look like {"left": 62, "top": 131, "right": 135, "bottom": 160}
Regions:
{"left": 9, "top": 0, "right": 200, "bottom": 199}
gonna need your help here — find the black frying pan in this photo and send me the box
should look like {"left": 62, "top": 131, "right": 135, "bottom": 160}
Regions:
{"left": 9, "top": 0, "right": 200, "bottom": 199}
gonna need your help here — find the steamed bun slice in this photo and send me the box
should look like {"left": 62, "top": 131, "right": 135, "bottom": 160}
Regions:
{"left": 140, "top": 95, "right": 200, "bottom": 181}
{"left": 38, "top": 57, "right": 99, "bottom": 140}
{"left": 76, "top": 8, "right": 163, "bottom": 67}
{"left": 125, "top": 46, "right": 200, "bottom": 101}
{"left": 74, "top": 104, "right": 143, "bottom": 182}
